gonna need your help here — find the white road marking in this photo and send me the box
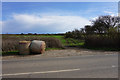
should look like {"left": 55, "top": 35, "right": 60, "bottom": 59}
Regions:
{"left": 1, "top": 68, "right": 80, "bottom": 76}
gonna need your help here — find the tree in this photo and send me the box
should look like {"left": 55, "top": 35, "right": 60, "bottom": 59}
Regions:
{"left": 91, "top": 15, "right": 120, "bottom": 33}
{"left": 20, "top": 33, "right": 24, "bottom": 35}
{"left": 84, "top": 25, "right": 94, "bottom": 34}
{"left": 117, "top": 24, "right": 120, "bottom": 33}
{"left": 80, "top": 28, "right": 85, "bottom": 34}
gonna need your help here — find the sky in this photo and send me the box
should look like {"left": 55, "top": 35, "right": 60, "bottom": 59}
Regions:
{"left": 2, "top": 2, "right": 118, "bottom": 34}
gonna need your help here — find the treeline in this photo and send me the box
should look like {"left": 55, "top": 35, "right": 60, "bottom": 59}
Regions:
{"left": 2, "top": 33, "right": 65, "bottom": 35}
{"left": 2, "top": 33, "right": 65, "bottom": 36}
{"left": 65, "top": 15, "right": 120, "bottom": 49}
{"left": 20, "top": 33, "right": 65, "bottom": 35}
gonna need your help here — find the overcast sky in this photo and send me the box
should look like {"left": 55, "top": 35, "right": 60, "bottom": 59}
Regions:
{"left": 2, "top": 2, "right": 118, "bottom": 34}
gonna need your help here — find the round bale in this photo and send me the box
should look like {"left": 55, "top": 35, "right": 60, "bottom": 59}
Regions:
{"left": 30, "top": 40, "right": 46, "bottom": 54}
{"left": 19, "top": 41, "right": 31, "bottom": 55}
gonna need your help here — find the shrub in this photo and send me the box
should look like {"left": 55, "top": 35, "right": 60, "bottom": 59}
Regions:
{"left": 64, "top": 29, "right": 84, "bottom": 39}
{"left": 84, "top": 33, "right": 120, "bottom": 48}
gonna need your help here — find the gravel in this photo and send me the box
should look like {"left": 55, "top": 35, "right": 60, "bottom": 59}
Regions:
{"left": 2, "top": 48, "right": 119, "bottom": 60}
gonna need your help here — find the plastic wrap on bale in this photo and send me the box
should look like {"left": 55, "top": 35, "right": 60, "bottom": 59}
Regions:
{"left": 30, "top": 40, "right": 46, "bottom": 54}
{"left": 19, "top": 41, "right": 31, "bottom": 55}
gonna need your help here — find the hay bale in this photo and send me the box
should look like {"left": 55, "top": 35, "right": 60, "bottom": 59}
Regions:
{"left": 30, "top": 40, "right": 46, "bottom": 54}
{"left": 19, "top": 41, "right": 31, "bottom": 55}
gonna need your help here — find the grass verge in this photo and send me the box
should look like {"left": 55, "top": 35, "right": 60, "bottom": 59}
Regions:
{"left": 83, "top": 46, "right": 120, "bottom": 51}
{"left": 2, "top": 51, "right": 19, "bottom": 56}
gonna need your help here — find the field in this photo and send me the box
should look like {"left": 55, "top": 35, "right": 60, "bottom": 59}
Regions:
{"left": 2, "top": 33, "right": 120, "bottom": 56}
{"left": 2, "top": 34, "right": 84, "bottom": 46}
{"left": 2, "top": 34, "right": 84, "bottom": 55}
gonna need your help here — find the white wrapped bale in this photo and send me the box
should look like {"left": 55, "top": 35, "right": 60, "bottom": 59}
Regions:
{"left": 19, "top": 41, "right": 31, "bottom": 55}
{"left": 30, "top": 40, "right": 46, "bottom": 54}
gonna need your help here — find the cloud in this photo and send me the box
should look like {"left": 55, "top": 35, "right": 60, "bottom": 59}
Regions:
{"left": 104, "top": 11, "right": 113, "bottom": 14}
{"left": 91, "top": 16, "right": 98, "bottom": 20}
{"left": 2, "top": 14, "right": 90, "bottom": 34}
{"left": 91, "top": 11, "right": 118, "bottom": 21}
{"left": 104, "top": 11, "right": 117, "bottom": 16}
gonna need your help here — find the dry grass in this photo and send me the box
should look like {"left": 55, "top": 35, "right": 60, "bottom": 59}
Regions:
{"left": 84, "top": 34, "right": 120, "bottom": 48}
{"left": 2, "top": 36, "right": 63, "bottom": 52}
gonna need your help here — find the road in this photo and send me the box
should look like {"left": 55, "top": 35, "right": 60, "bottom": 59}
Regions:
{"left": 2, "top": 54, "right": 118, "bottom": 78}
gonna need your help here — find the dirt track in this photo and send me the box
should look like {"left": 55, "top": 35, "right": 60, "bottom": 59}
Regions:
{"left": 42, "top": 48, "right": 119, "bottom": 57}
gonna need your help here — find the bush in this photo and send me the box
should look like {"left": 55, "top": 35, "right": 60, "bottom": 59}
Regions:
{"left": 84, "top": 33, "right": 120, "bottom": 48}
{"left": 2, "top": 36, "right": 63, "bottom": 52}
{"left": 64, "top": 29, "right": 84, "bottom": 39}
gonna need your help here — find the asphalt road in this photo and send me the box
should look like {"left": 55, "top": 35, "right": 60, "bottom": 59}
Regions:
{"left": 2, "top": 54, "right": 118, "bottom": 78}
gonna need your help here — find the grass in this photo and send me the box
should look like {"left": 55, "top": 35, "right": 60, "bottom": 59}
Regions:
{"left": 3, "top": 34, "right": 83, "bottom": 47}
{"left": 65, "top": 38, "right": 84, "bottom": 47}
{"left": 3, "top": 34, "right": 119, "bottom": 56}
{"left": 46, "top": 48, "right": 64, "bottom": 51}
{"left": 83, "top": 46, "right": 120, "bottom": 51}
{"left": 2, "top": 35, "right": 64, "bottom": 53}
{"left": 3, "top": 34, "right": 66, "bottom": 45}
{"left": 2, "top": 48, "right": 64, "bottom": 56}
{"left": 2, "top": 51, "right": 19, "bottom": 56}
{"left": 2, "top": 34, "right": 85, "bottom": 55}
